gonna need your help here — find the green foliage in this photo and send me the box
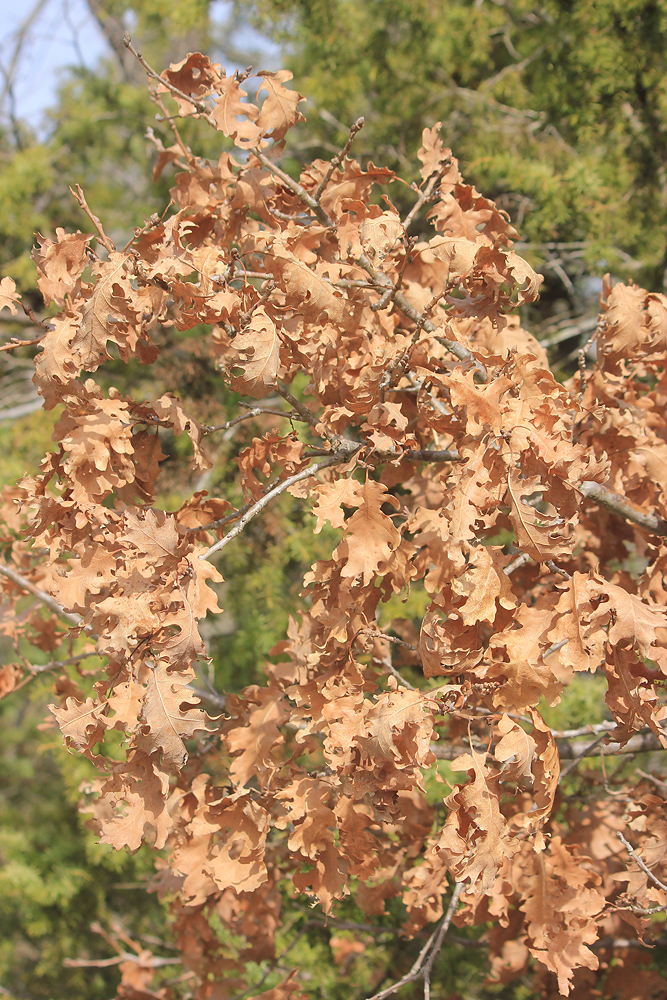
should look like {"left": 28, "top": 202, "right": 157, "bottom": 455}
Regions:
{"left": 0, "top": 685, "right": 166, "bottom": 1000}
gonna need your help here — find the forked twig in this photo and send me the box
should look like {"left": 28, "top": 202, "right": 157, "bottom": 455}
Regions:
{"left": 402, "top": 156, "right": 452, "bottom": 233}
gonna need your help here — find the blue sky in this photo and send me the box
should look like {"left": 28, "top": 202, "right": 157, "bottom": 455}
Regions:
{"left": 0, "top": 0, "right": 107, "bottom": 129}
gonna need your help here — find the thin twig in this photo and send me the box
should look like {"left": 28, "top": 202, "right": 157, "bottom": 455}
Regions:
{"left": 370, "top": 236, "right": 414, "bottom": 312}
{"left": 545, "top": 559, "right": 572, "bottom": 579}
{"left": 559, "top": 733, "right": 608, "bottom": 778}
{"left": 0, "top": 334, "right": 45, "bottom": 353}
{"left": 422, "top": 883, "right": 465, "bottom": 1000}
{"left": 252, "top": 147, "right": 334, "bottom": 228}
{"left": 402, "top": 156, "right": 452, "bottom": 234}
{"left": 365, "top": 883, "right": 463, "bottom": 1000}
{"left": 313, "top": 117, "right": 365, "bottom": 202}
{"left": 543, "top": 638, "right": 569, "bottom": 659}
{"left": 124, "top": 34, "right": 213, "bottom": 120}
{"left": 580, "top": 481, "right": 667, "bottom": 537}
{"left": 70, "top": 184, "right": 116, "bottom": 254}
{"left": 275, "top": 383, "right": 358, "bottom": 452}
{"left": 505, "top": 552, "right": 531, "bottom": 575}
{"left": 431, "top": 726, "right": 667, "bottom": 762}
{"left": 617, "top": 831, "right": 667, "bottom": 895}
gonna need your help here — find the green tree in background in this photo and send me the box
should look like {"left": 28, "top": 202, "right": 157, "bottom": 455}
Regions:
{"left": 248, "top": 0, "right": 667, "bottom": 319}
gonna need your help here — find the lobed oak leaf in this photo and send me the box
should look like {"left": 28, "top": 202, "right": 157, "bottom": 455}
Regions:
{"left": 152, "top": 554, "right": 223, "bottom": 670}
{"left": 489, "top": 606, "right": 563, "bottom": 710}
{"left": 49, "top": 695, "right": 106, "bottom": 752}
{"left": 335, "top": 478, "right": 400, "bottom": 586}
{"left": 604, "top": 581, "right": 667, "bottom": 660}
{"left": 32, "top": 309, "right": 84, "bottom": 406}
{"left": 265, "top": 243, "right": 346, "bottom": 324}
{"left": 292, "top": 841, "right": 348, "bottom": 913}
{"left": 311, "top": 476, "right": 364, "bottom": 533}
{"left": 32, "top": 229, "right": 92, "bottom": 305}
{"left": 228, "top": 306, "right": 280, "bottom": 398}
{"left": 520, "top": 837, "right": 604, "bottom": 995}
{"left": 451, "top": 546, "right": 516, "bottom": 625}
{"left": 429, "top": 236, "right": 479, "bottom": 282}
{"left": 105, "top": 674, "right": 145, "bottom": 736}
{"left": 353, "top": 686, "right": 436, "bottom": 788}
{"left": 148, "top": 394, "right": 210, "bottom": 471}
{"left": 494, "top": 714, "right": 536, "bottom": 784}
{"left": 75, "top": 251, "right": 131, "bottom": 370}
{"left": 225, "top": 685, "right": 287, "bottom": 788}
{"left": 211, "top": 74, "right": 263, "bottom": 148}
{"left": 236, "top": 430, "right": 307, "bottom": 501}
{"left": 505, "top": 471, "right": 572, "bottom": 562}
{"left": 359, "top": 212, "right": 404, "bottom": 259}
{"left": 158, "top": 51, "right": 221, "bottom": 114}
{"left": 0, "top": 275, "right": 21, "bottom": 315}
{"left": 443, "top": 747, "right": 519, "bottom": 893}
{"left": 256, "top": 70, "right": 305, "bottom": 142}
{"left": 86, "top": 751, "right": 171, "bottom": 851}
{"left": 205, "top": 795, "right": 269, "bottom": 893}
{"left": 135, "top": 663, "right": 207, "bottom": 769}
{"left": 503, "top": 251, "right": 543, "bottom": 306}
{"left": 546, "top": 573, "right": 607, "bottom": 673}
{"left": 598, "top": 279, "right": 651, "bottom": 370}
{"left": 428, "top": 181, "right": 519, "bottom": 247}
{"left": 417, "top": 124, "right": 459, "bottom": 183}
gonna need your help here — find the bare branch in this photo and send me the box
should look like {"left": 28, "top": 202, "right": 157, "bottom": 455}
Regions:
{"left": 252, "top": 147, "right": 334, "bottom": 228}
{"left": 201, "top": 452, "right": 359, "bottom": 560}
{"left": 402, "top": 155, "right": 452, "bottom": 234}
{"left": 70, "top": 184, "right": 116, "bottom": 254}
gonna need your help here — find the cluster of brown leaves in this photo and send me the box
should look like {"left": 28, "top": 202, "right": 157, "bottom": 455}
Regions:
{"left": 3, "top": 50, "right": 667, "bottom": 1000}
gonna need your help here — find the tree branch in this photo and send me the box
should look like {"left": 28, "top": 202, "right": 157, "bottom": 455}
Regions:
{"left": 200, "top": 452, "right": 358, "bottom": 560}
{"left": 0, "top": 561, "right": 81, "bottom": 626}
{"left": 580, "top": 481, "right": 667, "bottom": 536}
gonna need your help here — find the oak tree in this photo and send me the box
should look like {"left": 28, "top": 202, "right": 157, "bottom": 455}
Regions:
{"left": 3, "top": 41, "right": 667, "bottom": 1000}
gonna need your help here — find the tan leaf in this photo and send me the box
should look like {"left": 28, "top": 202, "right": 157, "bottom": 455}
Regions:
{"left": 32, "top": 229, "right": 92, "bottom": 305}
{"left": 311, "top": 477, "right": 364, "bottom": 533}
{"left": 228, "top": 306, "right": 280, "bottom": 398}
{"left": 336, "top": 478, "right": 400, "bottom": 585}
{"left": 210, "top": 75, "right": 262, "bottom": 148}
{"left": 256, "top": 70, "right": 305, "bottom": 142}
{"left": 49, "top": 695, "right": 106, "bottom": 752}
{"left": 359, "top": 212, "right": 404, "bottom": 259}
{"left": 0, "top": 275, "right": 21, "bottom": 315}
{"left": 135, "top": 664, "right": 207, "bottom": 769}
